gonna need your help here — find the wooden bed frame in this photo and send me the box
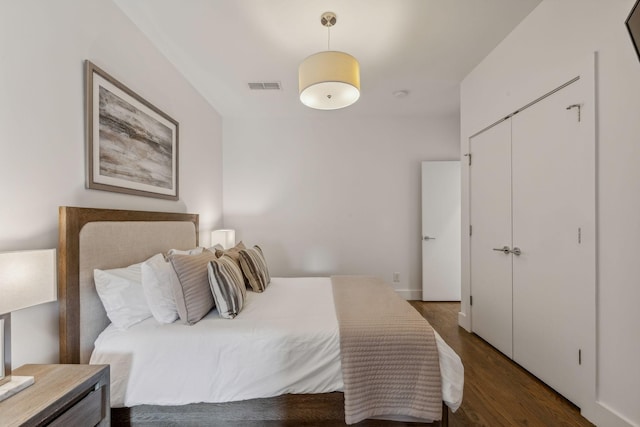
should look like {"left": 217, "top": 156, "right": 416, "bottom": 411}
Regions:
{"left": 57, "top": 206, "right": 448, "bottom": 426}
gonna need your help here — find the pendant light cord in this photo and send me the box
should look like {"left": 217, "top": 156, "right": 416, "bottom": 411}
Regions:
{"left": 327, "top": 26, "right": 331, "bottom": 51}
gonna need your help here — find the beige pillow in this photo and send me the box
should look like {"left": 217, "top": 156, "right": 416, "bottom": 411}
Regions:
{"left": 169, "top": 251, "right": 217, "bottom": 324}
{"left": 141, "top": 247, "right": 204, "bottom": 324}
{"left": 215, "top": 241, "right": 246, "bottom": 262}
{"left": 238, "top": 245, "right": 271, "bottom": 293}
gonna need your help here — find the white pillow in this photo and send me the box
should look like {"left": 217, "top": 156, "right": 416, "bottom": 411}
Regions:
{"left": 208, "top": 244, "right": 224, "bottom": 253}
{"left": 94, "top": 263, "right": 151, "bottom": 330}
{"left": 141, "top": 248, "right": 204, "bottom": 324}
{"left": 141, "top": 254, "right": 180, "bottom": 323}
{"left": 167, "top": 247, "right": 204, "bottom": 257}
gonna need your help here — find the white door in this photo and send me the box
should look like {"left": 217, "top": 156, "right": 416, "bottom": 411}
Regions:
{"left": 511, "top": 78, "right": 591, "bottom": 406}
{"left": 469, "top": 119, "right": 514, "bottom": 358}
{"left": 421, "top": 161, "right": 461, "bottom": 301}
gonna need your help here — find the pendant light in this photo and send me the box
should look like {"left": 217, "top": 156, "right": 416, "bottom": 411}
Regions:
{"left": 298, "top": 12, "right": 360, "bottom": 110}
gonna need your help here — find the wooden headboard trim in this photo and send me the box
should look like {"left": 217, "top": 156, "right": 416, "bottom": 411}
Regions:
{"left": 58, "top": 206, "right": 199, "bottom": 363}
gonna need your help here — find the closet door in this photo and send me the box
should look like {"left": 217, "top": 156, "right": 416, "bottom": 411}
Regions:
{"left": 511, "top": 79, "right": 590, "bottom": 406}
{"left": 469, "top": 119, "right": 513, "bottom": 358}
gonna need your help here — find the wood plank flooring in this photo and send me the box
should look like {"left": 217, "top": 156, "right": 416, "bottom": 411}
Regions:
{"left": 409, "top": 301, "right": 594, "bottom": 427}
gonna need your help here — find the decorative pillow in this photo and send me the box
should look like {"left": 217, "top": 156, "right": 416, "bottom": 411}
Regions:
{"left": 214, "top": 241, "right": 246, "bottom": 262}
{"left": 169, "top": 251, "right": 217, "bottom": 324}
{"left": 207, "top": 255, "right": 247, "bottom": 319}
{"left": 215, "top": 241, "right": 247, "bottom": 284}
{"left": 238, "top": 245, "right": 271, "bottom": 292}
{"left": 94, "top": 263, "right": 151, "bottom": 329}
{"left": 141, "top": 248, "right": 204, "bottom": 324}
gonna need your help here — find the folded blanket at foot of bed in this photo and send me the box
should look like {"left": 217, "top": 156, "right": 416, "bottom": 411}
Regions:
{"left": 332, "top": 275, "right": 443, "bottom": 425}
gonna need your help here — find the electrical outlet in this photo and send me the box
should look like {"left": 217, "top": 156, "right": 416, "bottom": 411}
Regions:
{"left": 393, "top": 272, "right": 400, "bottom": 282}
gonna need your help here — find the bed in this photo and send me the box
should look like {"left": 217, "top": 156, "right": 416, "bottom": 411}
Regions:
{"left": 58, "top": 206, "right": 463, "bottom": 426}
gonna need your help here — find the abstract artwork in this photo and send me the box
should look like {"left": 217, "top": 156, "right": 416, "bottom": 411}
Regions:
{"left": 627, "top": 0, "right": 640, "bottom": 63}
{"left": 86, "top": 61, "right": 179, "bottom": 200}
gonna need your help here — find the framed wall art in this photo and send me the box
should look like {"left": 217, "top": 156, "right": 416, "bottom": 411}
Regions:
{"left": 85, "top": 60, "right": 179, "bottom": 200}
{"left": 627, "top": 0, "right": 640, "bottom": 63}
{"left": 0, "top": 313, "right": 8, "bottom": 387}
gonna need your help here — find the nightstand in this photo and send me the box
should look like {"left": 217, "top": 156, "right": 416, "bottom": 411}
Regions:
{"left": 0, "top": 364, "right": 109, "bottom": 427}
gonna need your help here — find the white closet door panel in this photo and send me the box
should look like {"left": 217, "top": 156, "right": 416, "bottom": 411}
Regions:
{"left": 511, "top": 79, "right": 589, "bottom": 406}
{"left": 470, "top": 119, "right": 513, "bottom": 358}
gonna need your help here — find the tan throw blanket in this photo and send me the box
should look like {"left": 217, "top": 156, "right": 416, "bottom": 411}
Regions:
{"left": 331, "top": 275, "right": 442, "bottom": 425}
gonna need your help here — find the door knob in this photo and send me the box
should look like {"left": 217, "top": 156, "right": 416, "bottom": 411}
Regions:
{"left": 492, "top": 246, "right": 510, "bottom": 254}
{"left": 423, "top": 236, "right": 436, "bottom": 241}
{"left": 511, "top": 247, "right": 522, "bottom": 256}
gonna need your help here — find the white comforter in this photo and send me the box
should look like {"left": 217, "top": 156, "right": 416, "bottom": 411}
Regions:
{"left": 90, "top": 277, "right": 463, "bottom": 411}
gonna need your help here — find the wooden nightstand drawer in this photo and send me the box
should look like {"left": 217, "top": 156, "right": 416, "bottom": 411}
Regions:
{"left": 48, "top": 384, "right": 106, "bottom": 427}
{"left": 0, "top": 364, "right": 110, "bottom": 427}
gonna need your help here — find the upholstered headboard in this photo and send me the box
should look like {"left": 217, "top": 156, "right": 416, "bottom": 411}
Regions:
{"left": 58, "top": 207, "right": 199, "bottom": 364}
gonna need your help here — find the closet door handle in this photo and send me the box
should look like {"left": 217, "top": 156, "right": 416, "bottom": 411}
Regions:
{"left": 511, "top": 247, "right": 522, "bottom": 256}
{"left": 492, "top": 246, "right": 511, "bottom": 254}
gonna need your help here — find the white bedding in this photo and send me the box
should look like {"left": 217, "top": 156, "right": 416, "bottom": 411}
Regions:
{"left": 90, "top": 277, "right": 463, "bottom": 411}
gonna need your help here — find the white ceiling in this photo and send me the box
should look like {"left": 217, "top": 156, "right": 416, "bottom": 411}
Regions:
{"left": 114, "top": 0, "right": 541, "bottom": 119}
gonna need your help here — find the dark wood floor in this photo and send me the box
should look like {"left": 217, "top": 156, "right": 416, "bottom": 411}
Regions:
{"left": 409, "top": 301, "right": 594, "bottom": 427}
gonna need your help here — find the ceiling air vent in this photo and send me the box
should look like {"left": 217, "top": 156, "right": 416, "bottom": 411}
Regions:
{"left": 248, "top": 81, "right": 281, "bottom": 90}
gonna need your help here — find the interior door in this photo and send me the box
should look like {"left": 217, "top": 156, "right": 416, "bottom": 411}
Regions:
{"left": 511, "top": 79, "right": 590, "bottom": 406}
{"left": 421, "top": 161, "right": 461, "bottom": 301}
{"left": 469, "top": 119, "right": 514, "bottom": 358}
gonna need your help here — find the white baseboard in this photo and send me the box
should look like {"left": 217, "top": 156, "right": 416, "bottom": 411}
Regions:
{"left": 458, "top": 311, "right": 471, "bottom": 331}
{"left": 582, "top": 401, "right": 637, "bottom": 427}
{"left": 395, "top": 289, "right": 422, "bottom": 300}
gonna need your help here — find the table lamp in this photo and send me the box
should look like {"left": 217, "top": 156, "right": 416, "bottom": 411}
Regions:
{"left": 0, "top": 249, "right": 57, "bottom": 401}
{"left": 211, "top": 229, "right": 236, "bottom": 250}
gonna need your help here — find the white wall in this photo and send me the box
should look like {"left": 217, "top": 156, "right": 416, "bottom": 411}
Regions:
{"left": 460, "top": 1, "right": 640, "bottom": 426}
{"left": 223, "top": 115, "right": 459, "bottom": 299}
{"left": 1, "top": 0, "right": 223, "bottom": 368}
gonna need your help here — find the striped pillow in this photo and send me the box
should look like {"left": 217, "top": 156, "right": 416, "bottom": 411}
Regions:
{"left": 215, "top": 242, "right": 247, "bottom": 283}
{"left": 207, "top": 255, "right": 246, "bottom": 319}
{"left": 169, "top": 251, "right": 217, "bottom": 325}
{"left": 238, "top": 245, "right": 271, "bottom": 292}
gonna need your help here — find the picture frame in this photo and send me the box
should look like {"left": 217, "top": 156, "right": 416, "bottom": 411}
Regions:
{"left": 0, "top": 313, "right": 10, "bottom": 387}
{"left": 627, "top": 0, "right": 640, "bottom": 64}
{"left": 85, "top": 60, "right": 179, "bottom": 200}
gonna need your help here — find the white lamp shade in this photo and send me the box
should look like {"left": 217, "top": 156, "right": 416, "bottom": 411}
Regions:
{"left": 0, "top": 249, "right": 57, "bottom": 314}
{"left": 211, "top": 230, "right": 236, "bottom": 250}
{"left": 299, "top": 51, "right": 360, "bottom": 110}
